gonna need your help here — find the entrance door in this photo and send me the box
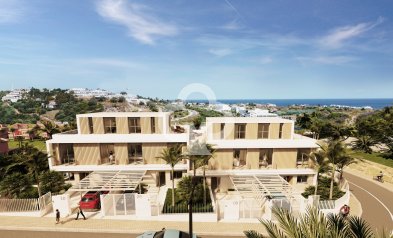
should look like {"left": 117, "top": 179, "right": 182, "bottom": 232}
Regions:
{"left": 159, "top": 172, "right": 166, "bottom": 186}
{"left": 211, "top": 177, "right": 219, "bottom": 192}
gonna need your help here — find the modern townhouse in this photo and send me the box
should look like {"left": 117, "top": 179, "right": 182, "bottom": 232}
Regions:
{"left": 46, "top": 112, "right": 190, "bottom": 187}
{"left": 203, "top": 117, "right": 318, "bottom": 194}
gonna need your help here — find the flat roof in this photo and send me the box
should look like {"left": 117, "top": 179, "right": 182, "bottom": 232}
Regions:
{"left": 207, "top": 138, "right": 318, "bottom": 149}
{"left": 49, "top": 133, "right": 189, "bottom": 144}
{"left": 206, "top": 117, "right": 293, "bottom": 124}
{"left": 77, "top": 112, "right": 171, "bottom": 118}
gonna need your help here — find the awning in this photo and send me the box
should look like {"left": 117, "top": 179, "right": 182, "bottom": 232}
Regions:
{"left": 230, "top": 174, "right": 300, "bottom": 206}
{"left": 69, "top": 170, "right": 146, "bottom": 192}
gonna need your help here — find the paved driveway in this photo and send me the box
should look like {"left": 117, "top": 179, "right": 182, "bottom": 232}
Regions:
{"left": 344, "top": 172, "right": 393, "bottom": 232}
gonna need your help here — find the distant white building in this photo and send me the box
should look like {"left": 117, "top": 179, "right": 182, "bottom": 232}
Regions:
{"left": 1, "top": 89, "right": 27, "bottom": 103}
{"left": 68, "top": 88, "right": 114, "bottom": 98}
{"left": 213, "top": 103, "right": 231, "bottom": 112}
{"left": 249, "top": 108, "right": 277, "bottom": 117}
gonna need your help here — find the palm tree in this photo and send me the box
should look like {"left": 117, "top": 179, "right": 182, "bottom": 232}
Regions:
{"left": 33, "top": 120, "right": 61, "bottom": 139}
{"left": 244, "top": 207, "right": 386, "bottom": 238}
{"left": 336, "top": 155, "right": 356, "bottom": 180}
{"left": 318, "top": 140, "right": 348, "bottom": 200}
{"left": 195, "top": 143, "right": 215, "bottom": 206}
{"left": 6, "top": 144, "right": 48, "bottom": 197}
{"left": 310, "top": 151, "right": 330, "bottom": 195}
{"left": 157, "top": 144, "right": 184, "bottom": 206}
{"left": 352, "top": 135, "right": 375, "bottom": 154}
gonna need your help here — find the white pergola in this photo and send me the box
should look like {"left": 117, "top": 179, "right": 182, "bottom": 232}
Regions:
{"left": 230, "top": 174, "right": 298, "bottom": 206}
{"left": 69, "top": 170, "right": 146, "bottom": 192}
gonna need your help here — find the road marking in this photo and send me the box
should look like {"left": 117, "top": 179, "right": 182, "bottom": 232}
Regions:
{"left": 348, "top": 181, "right": 393, "bottom": 221}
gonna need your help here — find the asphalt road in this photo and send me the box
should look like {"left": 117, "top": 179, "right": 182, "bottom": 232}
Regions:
{"left": 344, "top": 172, "right": 393, "bottom": 231}
{"left": 0, "top": 230, "right": 239, "bottom": 238}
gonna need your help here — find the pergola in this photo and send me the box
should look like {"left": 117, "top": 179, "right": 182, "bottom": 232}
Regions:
{"left": 69, "top": 170, "right": 146, "bottom": 192}
{"left": 230, "top": 174, "right": 298, "bottom": 206}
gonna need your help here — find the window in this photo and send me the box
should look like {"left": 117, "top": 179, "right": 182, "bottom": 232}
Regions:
{"left": 279, "top": 123, "right": 284, "bottom": 139}
{"left": 104, "top": 117, "right": 116, "bottom": 133}
{"left": 128, "top": 144, "right": 142, "bottom": 164}
{"left": 233, "top": 149, "right": 240, "bottom": 159}
{"left": 151, "top": 117, "right": 156, "bottom": 134}
{"left": 128, "top": 117, "right": 141, "bottom": 133}
{"left": 259, "top": 149, "right": 273, "bottom": 167}
{"left": 220, "top": 123, "right": 225, "bottom": 139}
{"left": 88, "top": 117, "right": 94, "bottom": 134}
{"left": 170, "top": 171, "right": 184, "bottom": 180}
{"left": 297, "top": 176, "right": 308, "bottom": 184}
{"left": 235, "top": 124, "right": 246, "bottom": 139}
{"left": 258, "top": 123, "right": 269, "bottom": 139}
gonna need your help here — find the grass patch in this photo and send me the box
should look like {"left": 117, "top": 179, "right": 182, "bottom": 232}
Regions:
{"left": 8, "top": 139, "right": 47, "bottom": 152}
{"left": 348, "top": 149, "right": 393, "bottom": 168}
{"left": 163, "top": 188, "right": 213, "bottom": 213}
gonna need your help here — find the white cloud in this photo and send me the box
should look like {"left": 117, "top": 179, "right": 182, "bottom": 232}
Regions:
{"left": 222, "top": 19, "right": 242, "bottom": 30}
{"left": 319, "top": 17, "right": 384, "bottom": 49}
{"left": 208, "top": 48, "right": 233, "bottom": 57}
{"left": 296, "top": 56, "right": 357, "bottom": 65}
{"left": 96, "top": 0, "right": 178, "bottom": 45}
{"left": 0, "top": 0, "right": 26, "bottom": 23}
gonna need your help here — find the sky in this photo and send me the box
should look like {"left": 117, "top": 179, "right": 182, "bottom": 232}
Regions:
{"left": 0, "top": 0, "right": 393, "bottom": 99}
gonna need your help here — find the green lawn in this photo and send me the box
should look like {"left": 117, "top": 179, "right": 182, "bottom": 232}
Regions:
{"left": 8, "top": 139, "right": 47, "bottom": 152}
{"left": 348, "top": 149, "right": 393, "bottom": 168}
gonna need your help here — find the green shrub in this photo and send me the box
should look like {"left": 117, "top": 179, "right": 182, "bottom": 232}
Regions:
{"left": 302, "top": 177, "right": 345, "bottom": 200}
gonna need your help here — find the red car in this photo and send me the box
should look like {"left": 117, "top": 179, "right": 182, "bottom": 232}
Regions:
{"left": 79, "top": 191, "right": 108, "bottom": 210}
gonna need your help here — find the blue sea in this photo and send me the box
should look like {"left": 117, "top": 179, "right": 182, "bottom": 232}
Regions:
{"left": 186, "top": 98, "right": 393, "bottom": 109}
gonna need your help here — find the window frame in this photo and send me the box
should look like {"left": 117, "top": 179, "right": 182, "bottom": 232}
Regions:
{"left": 128, "top": 117, "right": 141, "bottom": 134}
{"left": 257, "top": 123, "right": 269, "bottom": 139}
{"left": 103, "top": 117, "right": 117, "bottom": 134}
{"left": 88, "top": 117, "right": 94, "bottom": 134}
{"left": 235, "top": 123, "right": 246, "bottom": 139}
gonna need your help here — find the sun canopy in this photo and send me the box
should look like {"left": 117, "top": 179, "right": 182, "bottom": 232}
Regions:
{"left": 69, "top": 170, "right": 146, "bottom": 192}
{"left": 230, "top": 174, "right": 299, "bottom": 206}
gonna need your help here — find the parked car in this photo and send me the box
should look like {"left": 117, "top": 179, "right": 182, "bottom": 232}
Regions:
{"left": 79, "top": 191, "right": 108, "bottom": 210}
{"left": 137, "top": 229, "right": 197, "bottom": 238}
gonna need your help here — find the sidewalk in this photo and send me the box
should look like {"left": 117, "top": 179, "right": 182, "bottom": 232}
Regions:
{"left": 0, "top": 215, "right": 265, "bottom": 236}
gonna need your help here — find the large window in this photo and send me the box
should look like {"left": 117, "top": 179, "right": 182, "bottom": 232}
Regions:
{"left": 235, "top": 124, "right": 246, "bottom": 139}
{"left": 279, "top": 123, "right": 284, "bottom": 139}
{"left": 128, "top": 117, "right": 141, "bottom": 133}
{"left": 258, "top": 123, "right": 269, "bottom": 139}
{"left": 104, "top": 117, "right": 116, "bottom": 134}
{"left": 151, "top": 117, "right": 156, "bottom": 134}
{"left": 88, "top": 117, "right": 94, "bottom": 134}
{"left": 128, "top": 144, "right": 142, "bottom": 164}
{"left": 259, "top": 149, "right": 273, "bottom": 168}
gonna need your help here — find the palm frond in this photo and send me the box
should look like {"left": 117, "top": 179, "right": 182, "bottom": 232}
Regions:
{"left": 347, "top": 216, "right": 374, "bottom": 238}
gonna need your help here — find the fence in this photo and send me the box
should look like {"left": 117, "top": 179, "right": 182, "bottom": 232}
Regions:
{"left": 0, "top": 192, "right": 52, "bottom": 217}
{"left": 0, "top": 198, "right": 39, "bottom": 213}
{"left": 38, "top": 192, "right": 52, "bottom": 216}
{"left": 162, "top": 203, "right": 213, "bottom": 214}
{"left": 319, "top": 181, "right": 350, "bottom": 215}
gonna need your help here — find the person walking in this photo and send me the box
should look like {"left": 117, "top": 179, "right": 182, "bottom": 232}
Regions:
{"left": 109, "top": 151, "right": 114, "bottom": 164}
{"left": 55, "top": 209, "right": 60, "bottom": 224}
{"left": 75, "top": 205, "right": 86, "bottom": 220}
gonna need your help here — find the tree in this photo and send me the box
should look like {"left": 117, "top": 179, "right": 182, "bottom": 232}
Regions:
{"left": 318, "top": 140, "right": 349, "bottom": 200}
{"left": 310, "top": 150, "right": 330, "bottom": 195}
{"left": 6, "top": 144, "right": 49, "bottom": 197}
{"left": 0, "top": 173, "right": 34, "bottom": 198}
{"left": 193, "top": 116, "right": 203, "bottom": 130}
{"left": 196, "top": 144, "right": 215, "bottom": 205}
{"left": 33, "top": 120, "right": 61, "bottom": 139}
{"left": 336, "top": 155, "right": 356, "bottom": 180}
{"left": 244, "top": 207, "right": 385, "bottom": 238}
{"left": 177, "top": 176, "right": 204, "bottom": 204}
{"left": 156, "top": 144, "right": 184, "bottom": 206}
{"left": 40, "top": 171, "right": 66, "bottom": 194}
